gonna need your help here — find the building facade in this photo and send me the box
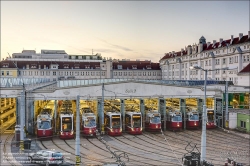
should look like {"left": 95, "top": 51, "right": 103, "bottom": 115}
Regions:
{"left": 0, "top": 49, "right": 161, "bottom": 81}
{"left": 160, "top": 31, "right": 250, "bottom": 86}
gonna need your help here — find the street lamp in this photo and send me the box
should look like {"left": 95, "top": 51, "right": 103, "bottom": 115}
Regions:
{"left": 189, "top": 64, "right": 236, "bottom": 164}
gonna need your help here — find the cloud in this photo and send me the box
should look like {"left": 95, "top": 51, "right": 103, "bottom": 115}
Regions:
{"left": 97, "top": 38, "right": 133, "bottom": 51}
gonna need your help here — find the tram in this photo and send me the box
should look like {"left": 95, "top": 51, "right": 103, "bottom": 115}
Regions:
{"left": 166, "top": 109, "right": 183, "bottom": 131}
{"left": 206, "top": 108, "right": 216, "bottom": 129}
{"left": 185, "top": 108, "right": 200, "bottom": 129}
{"left": 81, "top": 108, "right": 96, "bottom": 137}
{"left": 145, "top": 110, "right": 161, "bottom": 132}
{"left": 125, "top": 111, "right": 142, "bottom": 135}
{"left": 37, "top": 109, "right": 53, "bottom": 138}
{"left": 104, "top": 111, "right": 122, "bottom": 136}
{"left": 59, "top": 109, "right": 74, "bottom": 139}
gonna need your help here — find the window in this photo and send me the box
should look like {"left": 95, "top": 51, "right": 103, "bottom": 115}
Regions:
{"left": 85, "top": 65, "right": 90, "bottom": 69}
{"left": 114, "top": 72, "right": 117, "bottom": 76}
{"left": 117, "top": 65, "right": 122, "bottom": 69}
{"left": 235, "top": 56, "right": 238, "bottom": 63}
{"left": 124, "top": 72, "right": 127, "bottom": 76}
{"left": 229, "top": 57, "right": 233, "bottom": 64}
{"left": 75, "top": 64, "right": 80, "bottom": 69}
{"left": 222, "top": 58, "right": 226, "bottom": 64}
{"left": 215, "top": 59, "right": 220, "bottom": 65}
{"left": 1, "top": 71, "right": 4, "bottom": 75}
{"left": 63, "top": 64, "right": 69, "bottom": 69}
{"left": 146, "top": 65, "right": 151, "bottom": 69}
{"left": 132, "top": 65, "right": 137, "bottom": 69}
{"left": 53, "top": 71, "right": 56, "bottom": 76}
{"left": 31, "top": 64, "right": 37, "bottom": 68}
{"left": 240, "top": 121, "right": 246, "bottom": 128}
{"left": 2, "top": 63, "right": 9, "bottom": 67}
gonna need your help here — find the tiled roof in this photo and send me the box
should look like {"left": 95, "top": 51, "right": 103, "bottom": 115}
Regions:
{"left": 112, "top": 61, "right": 160, "bottom": 70}
{"left": 161, "top": 34, "right": 249, "bottom": 61}
{"left": 0, "top": 60, "right": 161, "bottom": 70}
{"left": 239, "top": 63, "right": 250, "bottom": 73}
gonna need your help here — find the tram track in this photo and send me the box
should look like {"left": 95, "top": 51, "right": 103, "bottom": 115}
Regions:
{"left": 111, "top": 134, "right": 183, "bottom": 165}
{"left": 64, "top": 139, "right": 104, "bottom": 165}
{"left": 157, "top": 131, "right": 249, "bottom": 163}
{"left": 2, "top": 133, "right": 18, "bottom": 166}
{"left": 86, "top": 136, "right": 148, "bottom": 166}
{"left": 180, "top": 129, "right": 248, "bottom": 150}
{"left": 142, "top": 133, "right": 226, "bottom": 162}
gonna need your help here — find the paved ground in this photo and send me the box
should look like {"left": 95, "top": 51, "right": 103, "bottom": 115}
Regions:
{"left": 1, "top": 128, "right": 249, "bottom": 166}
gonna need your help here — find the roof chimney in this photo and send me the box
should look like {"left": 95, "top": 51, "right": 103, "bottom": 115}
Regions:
{"left": 219, "top": 38, "right": 223, "bottom": 43}
{"left": 230, "top": 35, "right": 234, "bottom": 44}
{"left": 181, "top": 48, "right": 184, "bottom": 52}
{"left": 239, "top": 33, "right": 243, "bottom": 40}
{"left": 248, "top": 31, "right": 250, "bottom": 39}
{"left": 213, "top": 40, "right": 216, "bottom": 44}
{"left": 207, "top": 42, "right": 211, "bottom": 46}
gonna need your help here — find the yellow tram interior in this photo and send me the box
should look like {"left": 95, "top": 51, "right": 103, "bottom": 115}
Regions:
{"left": 0, "top": 97, "right": 16, "bottom": 133}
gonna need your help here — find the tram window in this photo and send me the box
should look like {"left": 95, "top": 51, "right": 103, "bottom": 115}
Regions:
{"left": 207, "top": 113, "right": 214, "bottom": 121}
{"left": 105, "top": 116, "right": 110, "bottom": 127}
{"left": 133, "top": 116, "right": 141, "bottom": 127}
{"left": 62, "top": 117, "right": 72, "bottom": 131}
{"left": 172, "top": 115, "right": 182, "bottom": 122}
{"left": 112, "top": 118, "right": 120, "bottom": 128}
{"left": 40, "top": 121, "right": 50, "bottom": 129}
{"left": 189, "top": 114, "right": 199, "bottom": 120}
{"left": 125, "top": 115, "right": 131, "bottom": 126}
{"left": 150, "top": 116, "right": 161, "bottom": 123}
{"left": 85, "top": 119, "right": 96, "bottom": 127}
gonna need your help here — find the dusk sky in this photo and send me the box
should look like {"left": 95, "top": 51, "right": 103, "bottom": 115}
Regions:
{"left": 1, "top": 1, "right": 249, "bottom": 62}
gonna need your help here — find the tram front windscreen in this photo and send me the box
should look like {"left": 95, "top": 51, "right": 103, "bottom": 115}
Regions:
{"left": 62, "top": 117, "right": 72, "bottom": 131}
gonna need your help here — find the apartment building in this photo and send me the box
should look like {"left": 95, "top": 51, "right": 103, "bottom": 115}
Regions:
{"left": 0, "top": 49, "right": 161, "bottom": 81}
{"left": 160, "top": 31, "right": 250, "bottom": 85}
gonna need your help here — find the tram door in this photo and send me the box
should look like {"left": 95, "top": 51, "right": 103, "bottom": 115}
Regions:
{"left": 215, "top": 98, "right": 223, "bottom": 128}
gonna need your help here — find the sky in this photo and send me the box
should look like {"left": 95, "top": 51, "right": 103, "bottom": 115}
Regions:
{"left": 1, "top": 1, "right": 249, "bottom": 62}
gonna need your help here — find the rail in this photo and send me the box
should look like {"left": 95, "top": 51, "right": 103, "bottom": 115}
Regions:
{"left": 57, "top": 79, "right": 233, "bottom": 88}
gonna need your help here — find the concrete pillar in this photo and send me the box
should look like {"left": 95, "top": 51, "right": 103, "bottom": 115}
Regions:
{"left": 140, "top": 99, "right": 145, "bottom": 131}
{"left": 121, "top": 99, "right": 125, "bottom": 132}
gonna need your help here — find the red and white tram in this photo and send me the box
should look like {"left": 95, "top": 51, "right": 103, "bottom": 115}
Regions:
{"left": 206, "top": 108, "right": 216, "bottom": 129}
{"left": 37, "top": 109, "right": 53, "bottom": 138}
{"left": 59, "top": 109, "right": 74, "bottom": 139}
{"left": 82, "top": 109, "right": 96, "bottom": 137}
{"left": 104, "top": 111, "right": 122, "bottom": 136}
{"left": 145, "top": 110, "right": 161, "bottom": 132}
{"left": 125, "top": 111, "right": 142, "bottom": 135}
{"left": 166, "top": 109, "right": 183, "bottom": 131}
{"left": 185, "top": 109, "right": 199, "bottom": 129}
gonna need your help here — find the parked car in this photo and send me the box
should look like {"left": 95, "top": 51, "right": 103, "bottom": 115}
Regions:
{"left": 28, "top": 150, "right": 64, "bottom": 166}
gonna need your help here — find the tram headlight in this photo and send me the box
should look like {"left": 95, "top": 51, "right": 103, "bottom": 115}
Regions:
{"left": 140, "top": 127, "right": 142, "bottom": 131}
{"left": 110, "top": 128, "right": 113, "bottom": 132}
{"left": 89, "top": 129, "right": 92, "bottom": 133}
